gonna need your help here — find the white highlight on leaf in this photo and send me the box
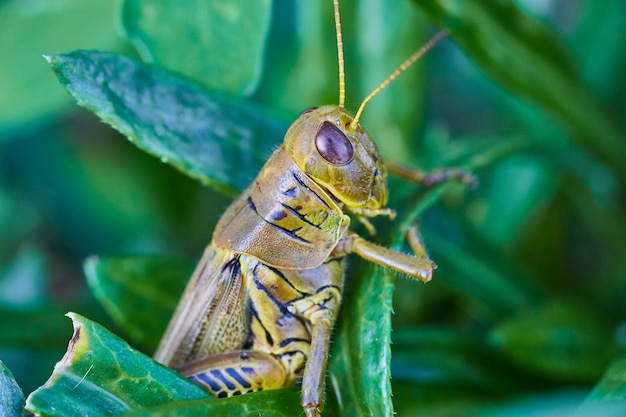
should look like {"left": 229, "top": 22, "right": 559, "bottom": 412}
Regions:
{"left": 72, "top": 363, "right": 94, "bottom": 390}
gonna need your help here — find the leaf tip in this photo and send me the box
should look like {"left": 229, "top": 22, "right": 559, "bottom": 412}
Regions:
{"left": 62, "top": 312, "right": 84, "bottom": 364}
{"left": 24, "top": 313, "right": 84, "bottom": 413}
{"left": 82, "top": 255, "right": 100, "bottom": 278}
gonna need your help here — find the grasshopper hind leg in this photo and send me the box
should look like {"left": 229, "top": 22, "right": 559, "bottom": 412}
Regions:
{"left": 177, "top": 350, "right": 287, "bottom": 398}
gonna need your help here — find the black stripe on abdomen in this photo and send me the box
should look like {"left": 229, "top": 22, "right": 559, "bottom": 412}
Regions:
{"left": 189, "top": 367, "right": 256, "bottom": 398}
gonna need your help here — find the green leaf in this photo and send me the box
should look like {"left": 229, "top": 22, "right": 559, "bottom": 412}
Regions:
{"left": 46, "top": 50, "right": 288, "bottom": 196}
{"left": 393, "top": 381, "right": 493, "bottom": 417}
{"left": 391, "top": 328, "right": 527, "bottom": 395}
{"left": 468, "top": 390, "right": 589, "bottom": 417}
{"left": 474, "top": 154, "right": 560, "bottom": 247}
{"left": 25, "top": 313, "right": 208, "bottom": 416}
{"left": 0, "top": 0, "right": 122, "bottom": 136}
{"left": 330, "top": 258, "right": 395, "bottom": 416}
{"left": 489, "top": 302, "right": 620, "bottom": 382}
{"left": 121, "top": 0, "right": 272, "bottom": 96}
{"left": 576, "top": 357, "right": 626, "bottom": 416}
{"left": 413, "top": 0, "right": 626, "bottom": 182}
{"left": 123, "top": 389, "right": 301, "bottom": 417}
{"left": 329, "top": 184, "right": 451, "bottom": 416}
{"left": 0, "top": 361, "right": 25, "bottom": 417}
{"left": 570, "top": 0, "right": 626, "bottom": 102}
{"left": 84, "top": 256, "right": 195, "bottom": 353}
{"left": 253, "top": 2, "right": 336, "bottom": 116}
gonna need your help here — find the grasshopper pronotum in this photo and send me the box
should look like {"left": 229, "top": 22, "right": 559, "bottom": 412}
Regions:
{"left": 154, "top": 1, "right": 453, "bottom": 415}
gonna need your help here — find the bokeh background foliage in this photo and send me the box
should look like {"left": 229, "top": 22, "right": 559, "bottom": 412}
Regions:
{"left": 1, "top": 0, "right": 625, "bottom": 416}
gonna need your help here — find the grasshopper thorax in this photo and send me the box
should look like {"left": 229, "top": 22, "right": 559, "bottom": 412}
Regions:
{"left": 283, "top": 105, "right": 388, "bottom": 210}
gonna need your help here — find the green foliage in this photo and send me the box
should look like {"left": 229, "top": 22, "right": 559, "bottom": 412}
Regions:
{"left": 123, "top": 389, "right": 302, "bottom": 417}
{"left": 576, "top": 358, "right": 626, "bottom": 416}
{"left": 25, "top": 313, "right": 209, "bottom": 416}
{"left": 0, "top": 0, "right": 123, "bottom": 137}
{"left": 121, "top": 0, "right": 272, "bottom": 96}
{"left": 47, "top": 51, "right": 285, "bottom": 196}
{"left": 83, "top": 257, "right": 194, "bottom": 353}
{"left": 1, "top": 0, "right": 625, "bottom": 416}
{"left": 0, "top": 361, "right": 25, "bottom": 417}
{"left": 413, "top": 0, "right": 626, "bottom": 180}
{"left": 490, "top": 302, "right": 619, "bottom": 382}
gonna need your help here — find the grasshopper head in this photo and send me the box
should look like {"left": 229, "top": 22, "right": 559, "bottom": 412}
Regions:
{"left": 283, "top": 105, "right": 388, "bottom": 210}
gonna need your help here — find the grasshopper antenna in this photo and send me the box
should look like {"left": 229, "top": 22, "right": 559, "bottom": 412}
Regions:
{"left": 350, "top": 30, "right": 448, "bottom": 130}
{"left": 333, "top": 0, "right": 346, "bottom": 108}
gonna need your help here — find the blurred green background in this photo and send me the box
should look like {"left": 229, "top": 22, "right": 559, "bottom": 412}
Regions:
{"left": 1, "top": 0, "right": 625, "bottom": 415}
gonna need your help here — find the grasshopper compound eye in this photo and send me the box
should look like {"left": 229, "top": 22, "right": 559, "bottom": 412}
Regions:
{"left": 315, "top": 121, "right": 354, "bottom": 165}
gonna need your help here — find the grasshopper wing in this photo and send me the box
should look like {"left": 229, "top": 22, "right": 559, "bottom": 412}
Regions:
{"left": 154, "top": 245, "right": 248, "bottom": 367}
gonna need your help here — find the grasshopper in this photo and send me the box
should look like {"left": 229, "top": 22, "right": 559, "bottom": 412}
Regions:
{"left": 154, "top": 1, "right": 455, "bottom": 415}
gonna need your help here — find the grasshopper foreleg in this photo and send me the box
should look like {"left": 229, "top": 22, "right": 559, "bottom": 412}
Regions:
{"left": 340, "top": 226, "right": 435, "bottom": 282}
